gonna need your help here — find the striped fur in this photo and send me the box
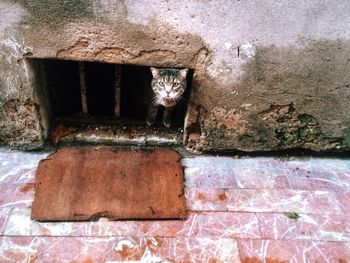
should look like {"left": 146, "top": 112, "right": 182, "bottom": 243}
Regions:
{"left": 146, "top": 67, "right": 188, "bottom": 127}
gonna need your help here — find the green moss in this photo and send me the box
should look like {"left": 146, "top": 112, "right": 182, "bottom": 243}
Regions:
{"left": 298, "top": 114, "right": 316, "bottom": 125}
{"left": 257, "top": 127, "right": 268, "bottom": 137}
{"left": 285, "top": 212, "right": 300, "bottom": 220}
{"left": 272, "top": 110, "right": 324, "bottom": 147}
{"left": 276, "top": 125, "right": 298, "bottom": 145}
{"left": 207, "top": 126, "right": 226, "bottom": 146}
{"left": 299, "top": 127, "right": 310, "bottom": 138}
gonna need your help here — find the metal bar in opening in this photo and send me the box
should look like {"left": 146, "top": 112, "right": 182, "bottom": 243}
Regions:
{"left": 114, "top": 64, "right": 122, "bottom": 117}
{"left": 79, "top": 62, "right": 88, "bottom": 114}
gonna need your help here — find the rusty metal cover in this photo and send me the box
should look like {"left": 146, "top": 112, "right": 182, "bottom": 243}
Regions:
{"left": 31, "top": 147, "right": 185, "bottom": 221}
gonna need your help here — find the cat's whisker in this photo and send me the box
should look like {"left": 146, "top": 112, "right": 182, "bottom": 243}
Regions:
{"left": 156, "top": 97, "right": 163, "bottom": 105}
{"left": 151, "top": 96, "right": 159, "bottom": 105}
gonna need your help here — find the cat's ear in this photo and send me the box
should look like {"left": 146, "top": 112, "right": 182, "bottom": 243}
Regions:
{"left": 179, "top": 68, "right": 188, "bottom": 79}
{"left": 150, "top": 67, "right": 160, "bottom": 78}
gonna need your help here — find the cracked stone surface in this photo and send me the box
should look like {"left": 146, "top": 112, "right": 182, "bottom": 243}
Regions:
{"left": 1, "top": 1, "right": 350, "bottom": 152}
{"left": 1, "top": 149, "right": 350, "bottom": 262}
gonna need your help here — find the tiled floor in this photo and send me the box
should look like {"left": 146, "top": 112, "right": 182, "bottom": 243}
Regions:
{"left": 0, "top": 149, "right": 349, "bottom": 262}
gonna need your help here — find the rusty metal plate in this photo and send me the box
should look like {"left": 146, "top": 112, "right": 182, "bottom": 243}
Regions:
{"left": 31, "top": 147, "right": 185, "bottom": 221}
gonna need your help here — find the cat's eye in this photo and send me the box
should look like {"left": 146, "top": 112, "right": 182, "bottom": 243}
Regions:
{"left": 159, "top": 82, "right": 164, "bottom": 87}
{"left": 172, "top": 82, "right": 179, "bottom": 88}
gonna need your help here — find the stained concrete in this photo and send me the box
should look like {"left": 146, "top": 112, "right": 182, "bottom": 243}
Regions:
{"left": 1, "top": 0, "right": 350, "bottom": 152}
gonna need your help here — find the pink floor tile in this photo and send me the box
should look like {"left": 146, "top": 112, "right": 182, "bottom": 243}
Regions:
{"left": 0, "top": 207, "right": 12, "bottom": 234}
{"left": 182, "top": 157, "right": 237, "bottom": 169}
{"left": 257, "top": 212, "right": 350, "bottom": 242}
{"left": 12, "top": 167, "right": 37, "bottom": 184}
{"left": 234, "top": 168, "right": 290, "bottom": 189}
{"left": 185, "top": 188, "right": 229, "bottom": 211}
{"left": 106, "top": 237, "right": 174, "bottom": 262}
{"left": 228, "top": 158, "right": 279, "bottom": 170}
{"left": 226, "top": 189, "right": 345, "bottom": 214}
{"left": 35, "top": 237, "right": 109, "bottom": 263}
{"left": 287, "top": 167, "right": 346, "bottom": 191}
{"left": 0, "top": 167, "right": 34, "bottom": 184}
{"left": 182, "top": 157, "right": 237, "bottom": 188}
{"left": 0, "top": 236, "right": 40, "bottom": 263}
{"left": 70, "top": 212, "right": 261, "bottom": 239}
{"left": 0, "top": 184, "right": 16, "bottom": 207}
{"left": 0, "top": 236, "right": 110, "bottom": 263}
{"left": 336, "top": 171, "right": 350, "bottom": 191}
{"left": 72, "top": 218, "right": 190, "bottom": 238}
{"left": 1, "top": 152, "right": 350, "bottom": 262}
{"left": 186, "top": 212, "right": 261, "bottom": 239}
{"left": 0, "top": 151, "right": 47, "bottom": 184}
{"left": 238, "top": 239, "right": 350, "bottom": 263}
{"left": 336, "top": 191, "right": 350, "bottom": 213}
{"left": 12, "top": 183, "right": 35, "bottom": 207}
{"left": 174, "top": 237, "right": 241, "bottom": 263}
{"left": 71, "top": 219, "right": 141, "bottom": 237}
{"left": 0, "top": 183, "right": 34, "bottom": 209}
{"left": 5, "top": 207, "right": 260, "bottom": 239}
{"left": 4, "top": 207, "right": 74, "bottom": 236}
{"left": 184, "top": 167, "right": 237, "bottom": 188}
{"left": 186, "top": 188, "right": 345, "bottom": 214}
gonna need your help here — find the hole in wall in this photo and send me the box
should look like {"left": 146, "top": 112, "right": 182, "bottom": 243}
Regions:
{"left": 28, "top": 58, "right": 194, "bottom": 146}
{"left": 121, "top": 65, "right": 151, "bottom": 120}
{"left": 121, "top": 65, "right": 193, "bottom": 127}
{"left": 42, "top": 59, "right": 82, "bottom": 117}
{"left": 85, "top": 62, "right": 116, "bottom": 116}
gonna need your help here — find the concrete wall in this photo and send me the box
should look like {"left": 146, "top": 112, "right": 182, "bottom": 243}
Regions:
{"left": 1, "top": 0, "right": 350, "bottom": 152}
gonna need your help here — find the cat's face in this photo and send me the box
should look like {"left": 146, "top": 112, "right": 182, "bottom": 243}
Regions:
{"left": 150, "top": 67, "right": 188, "bottom": 107}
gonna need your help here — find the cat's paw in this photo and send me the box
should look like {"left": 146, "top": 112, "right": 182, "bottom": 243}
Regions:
{"left": 163, "top": 119, "right": 172, "bottom": 128}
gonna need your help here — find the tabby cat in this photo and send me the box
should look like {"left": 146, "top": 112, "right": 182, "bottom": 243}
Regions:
{"left": 146, "top": 67, "right": 188, "bottom": 128}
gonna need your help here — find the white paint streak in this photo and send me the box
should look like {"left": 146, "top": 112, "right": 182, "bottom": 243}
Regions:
{"left": 224, "top": 42, "right": 233, "bottom": 50}
{"left": 241, "top": 41, "right": 256, "bottom": 58}
{"left": 115, "top": 238, "right": 136, "bottom": 252}
{"left": 319, "top": 230, "right": 350, "bottom": 242}
{"left": 187, "top": 213, "right": 198, "bottom": 237}
{"left": 139, "top": 247, "right": 165, "bottom": 263}
{"left": 1, "top": 38, "right": 21, "bottom": 51}
{"left": 301, "top": 214, "right": 318, "bottom": 225}
{"left": 0, "top": 2, "right": 27, "bottom": 34}
{"left": 4, "top": 208, "right": 74, "bottom": 236}
{"left": 261, "top": 240, "right": 270, "bottom": 262}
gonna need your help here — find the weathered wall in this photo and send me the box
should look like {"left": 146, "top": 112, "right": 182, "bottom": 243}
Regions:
{"left": 1, "top": 0, "right": 350, "bottom": 152}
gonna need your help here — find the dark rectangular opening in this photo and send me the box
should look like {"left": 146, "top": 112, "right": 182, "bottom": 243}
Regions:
{"left": 29, "top": 58, "right": 193, "bottom": 146}
{"left": 121, "top": 65, "right": 193, "bottom": 127}
{"left": 85, "top": 62, "right": 116, "bottom": 116}
{"left": 43, "top": 59, "right": 82, "bottom": 118}
{"left": 121, "top": 65, "right": 151, "bottom": 120}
